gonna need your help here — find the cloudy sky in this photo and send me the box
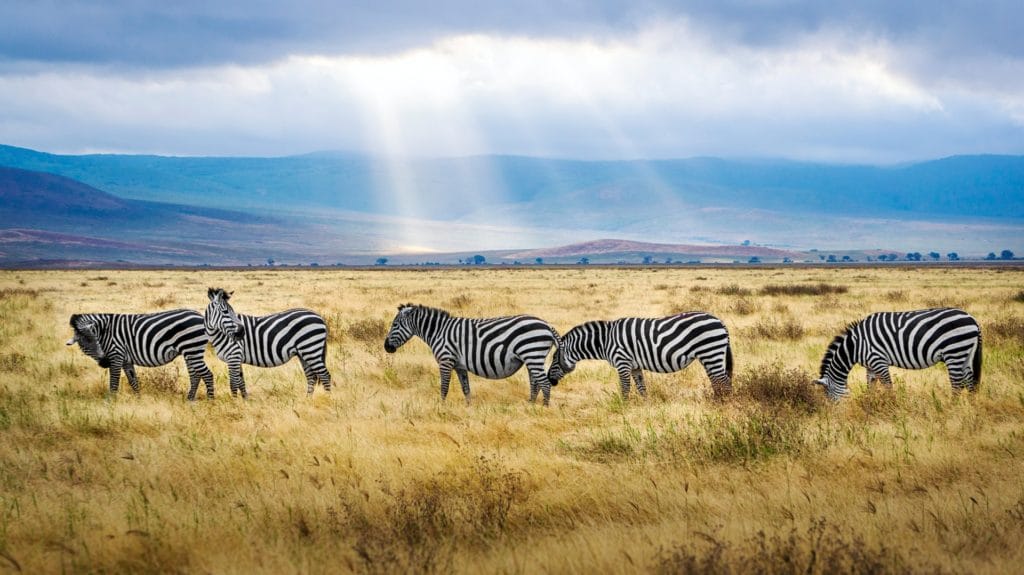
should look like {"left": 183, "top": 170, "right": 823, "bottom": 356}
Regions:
{"left": 1, "top": 1, "right": 1022, "bottom": 162}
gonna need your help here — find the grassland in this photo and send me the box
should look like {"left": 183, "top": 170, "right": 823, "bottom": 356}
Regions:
{"left": 0, "top": 266, "right": 1022, "bottom": 574}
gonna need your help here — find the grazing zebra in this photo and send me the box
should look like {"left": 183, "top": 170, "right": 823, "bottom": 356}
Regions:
{"left": 384, "top": 303, "right": 561, "bottom": 405}
{"left": 547, "top": 312, "right": 734, "bottom": 398}
{"left": 815, "top": 308, "right": 982, "bottom": 400}
{"left": 205, "top": 288, "right": 332, "bottom": 397}
{"left": 66, "top": 310, "right": 214, "bottom": 400}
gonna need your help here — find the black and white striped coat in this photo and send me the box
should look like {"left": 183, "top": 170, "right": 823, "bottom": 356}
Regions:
{"left": 66, "top": 310, "right": 214, "bottom": 400}
{"left": 384, "top": 303, "right": 560, "bottom": 405}
{"left": 547, "top": 312, "right": 734, "bottom": 398}
{"left": 205, "top": 288, "right": 332, "bottom": 397}
{"left": 815, "top": 308, "right": 982, "bottom": 400}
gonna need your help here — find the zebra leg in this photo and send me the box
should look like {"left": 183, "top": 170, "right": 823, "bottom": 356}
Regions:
{"left": 300, "top": 358, "right": 317, "bottom": 396}
{"left": 874, "top": 365, "right": 893, "bottom": 389}
{"left": 632, "top": 369, "right": 647, "bottom": 398}
{"left": 614, "top": 363, "right": 632, "bottom": 400}
{"left": 184, "top": 353, "right": 205, "bottom": 401}
{"left": 319, "top": 366, "right": 332, "bottom": 393}
{"left": 439, "top": 363, "right": 453, "bottom": 402}
{"left": 107, "top": 363, "right": 123, "bottom": 395}
{"left": 229, "top": 362, "right": 248, "bottom": 399}
{"left": 945, "top": 357, "right": 973, "bottom": 393}
{"left": 456, "top": 368, "right": 471, "bottom": 405}
{"left": 123, "top": 363, "right": 141, "bottom": 394}
{"left": 526, "top": 364, "right": 551, "bottom": 406}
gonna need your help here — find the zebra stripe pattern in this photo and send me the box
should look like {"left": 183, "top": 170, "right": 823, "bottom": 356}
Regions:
{"left": 815, "top": 307, "right": 982, "bottom": 400}
{"left": 66, "top": 309, "right": 214, "bottom": 400}
{"left": 384, "top": 303, "right": 560, "bottom": 405}
{"left": 205, "top": 288, "right": 332, "bottom": 397}
{"left": 547, "top": 312, "right": 734, "bottom": 398}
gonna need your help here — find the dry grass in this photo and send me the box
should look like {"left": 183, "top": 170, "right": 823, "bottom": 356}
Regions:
{"left": 0, "top": 267, "right": 1023, "bottom": 574}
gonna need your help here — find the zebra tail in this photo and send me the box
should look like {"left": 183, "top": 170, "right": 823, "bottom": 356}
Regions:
{"left": 726, "top": 343, "right": 734, "bottom": 380}
{"left": 972, "top": 333, "right": 983, "bottom": 390}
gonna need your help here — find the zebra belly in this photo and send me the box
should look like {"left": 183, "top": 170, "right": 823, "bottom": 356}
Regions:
{"left": 463, "top": 357, "right": 523, "bottom": 379}
{"left": 636, "top": 354, "right": 695, "bottom": 374}
{"left": 126, "top": 346, "right": 180, "bottom": 367}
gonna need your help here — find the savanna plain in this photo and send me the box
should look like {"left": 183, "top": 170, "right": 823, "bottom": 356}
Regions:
{"left": 1, "top": 266, "right": 1023, "bottom": 574}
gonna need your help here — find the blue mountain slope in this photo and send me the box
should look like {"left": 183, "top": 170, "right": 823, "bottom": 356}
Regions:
{"left": 1, "top": 145, "right": 1022, "bottom": 221}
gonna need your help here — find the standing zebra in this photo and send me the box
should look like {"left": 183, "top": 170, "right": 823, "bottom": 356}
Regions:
{"left": 66, "top": 309, "right": 215, "bottom": 400}
{"left": 815, "top": 308, "right": 982, "bottom": 400}
{"left": 384, "top": 303, "right": 561, "bottom": 406}
{"left": 205, "top": 288, "right": 332, "bottom": 397}
{"left": 547, "top": 312, "right": 734, "bottom": 398}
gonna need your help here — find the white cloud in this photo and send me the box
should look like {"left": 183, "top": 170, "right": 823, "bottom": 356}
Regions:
{"left": 0, "top": 19, "right": 1021, "bottom": 161}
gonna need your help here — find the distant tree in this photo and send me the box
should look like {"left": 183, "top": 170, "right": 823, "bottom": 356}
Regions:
{"left": 375, "top": 257, "right": 388, "bottom": 266}
{"left": 819, "top": 255, "right": 826, "bottom": 261}
{"left": 578, "top": 257, "right": 590, "bottom": 265}
{"left": 841, "top": 255, "right": 852, "bottom": 262}
{"left": 534, "top": 257, "right": 543, "bottom": 265}
{"left": 906, "top": 252, "right": 922, "bottom": 261}
{"left": 642, "top": 255, "right": 653, "bottom": 265}
{"left": 665, "top": 258, "right": 673, "bottom": 264}
{"left": 865, "top": 256, "right": 874, "bottom": 262}
{"left": 827, "top": 255, "right": 837, "bottom": 263}
{"left": 1001, "top": 250, "right": 1015, "bottom": 260}
{"left": 472, "top": 254, "right": 486, "bottom": 265}
{"left": 877, "top": 254, "right": 887, "bottom": 262}
{"left": 267, "top": 258, "right": 275, "bottom": 266}
{"left": 748, "top": 256, "right": 761, "bottom": 264}
{"left": 782, "top": 257, "right": 793, "bottom": 264}
{"left": 310, "top": 262, "right": 319, "bottom": 267}
{"left": 742, "top": 240, "right": 751, "bottom": 246}
{"left": 947, "top": 252, "right": 959, "bottom": 261}
{"left": 928, "top": 252, "right": 941, "bottom": 261}
{"left": 986, "top": 252, "right": 998, "bottom": 260}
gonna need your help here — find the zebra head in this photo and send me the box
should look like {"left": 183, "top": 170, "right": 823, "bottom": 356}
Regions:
{"left": 384, "top": 304, "right": 416, "bottom": 353}
{"left": 546, "top": 333, "right": 581, "bottom": 386}
{"left": 68, "top": 314, "right": 110, "bottom": 367}
{"left": 206, "top": 288, "right": 243, "bottom": 340}
{"left": 814, "top": 330, "right": 854, "bottom": 401}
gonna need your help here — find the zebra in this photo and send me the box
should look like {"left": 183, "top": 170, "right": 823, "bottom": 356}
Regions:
{"left": 66, "top": 309, "right": 215, "bottom": 400}
{"left": 815, "top": 308, "right": 982, "bottom": 400}
{"left": 547, "top": 312, "right": 734, "bottom": 399}
{"left": 383, "top": 303, "right": 561, "bottom": 406}
{"left": 205, "top": 287, "right": 332, "bottom": 397}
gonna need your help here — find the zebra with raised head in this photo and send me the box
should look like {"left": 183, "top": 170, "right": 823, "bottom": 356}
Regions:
{"left": 66, "top": 309, "right": 215, "bottom": 400}
{"left": 205, "top": 288, "right": 332, "bottom": 397}
{"left": 815, "top": 308, "right": 982, "bottom": 400}
{"left": 384, "top": 303, "right": 561, "bottom": 406}
{"left": 547, "top": 312, "right": 734, "bottom": 399}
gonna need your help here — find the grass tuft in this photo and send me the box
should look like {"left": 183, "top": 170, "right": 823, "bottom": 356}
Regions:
{"left": 749, "top": 317, "right": 805, "bottom": 340}
{"left": 760, "top": 283, "right": 849, "bottom": 296}
{"left": 736, "top": 363, "right": 823, "bottom": 414}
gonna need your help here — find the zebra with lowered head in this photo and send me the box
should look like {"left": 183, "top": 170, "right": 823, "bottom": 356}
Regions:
{"left": 66, "top": 309, "right": 215, "bottom": 400}
{"left": 384, "top": 303, "right": 561, "bottom": 405}
{"left": 815, "top": 308, "right": 982, "bottom": 400}
{"left": 547, "top": 312, "right": 734, "bottom": 399}
{"left": 205, "top": 288, "right": 332, "bottom": 397}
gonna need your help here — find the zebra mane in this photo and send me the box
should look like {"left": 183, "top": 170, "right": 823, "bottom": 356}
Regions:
{"left": 208, "top": 287, "right": 231, "bottom": 301}
{"left": 69, "top": 314, "right": 81, "bottom": 327}
{"left": 398, "top": 303, "right": 451, "bottom": 318}
{"left": 819, "top": 320, "right": 861, "bottom": 377}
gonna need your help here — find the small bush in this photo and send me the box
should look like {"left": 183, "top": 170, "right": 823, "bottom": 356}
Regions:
{"left": 146, "top": 366, "right": 181, "bottom": 395}
{"left": 760, "top": 283, "right": 848, "bottom": 296}
{"left": 0, "top": 352, "right": 28, "bottom": 373}
{"left": 149, "top": 294, "right": 175, "bottom": 308}
{"left": 655, "top": 519, "right": 923, "bottom": 575}
{"left": 736, "top": 364, "right": 822, "bottom": 414}
{"left": 885, "top": 290, "right": 908, "bottom": 302}
{"left": 348, "top": 318, "right": 389, "bottom": 345}
{"left": 1014, "top": 290, "right": 1024, "bottom": 303}
{"left": 688, "top": 408, "right": 806, "bottom": 463}
{"left": 717, "top": 284, "right": 753, "bottom": 296}
{"left": 986, "top": 316, "right": 1024, "bottom": 344}
{"left": 0, "top": 287, "right": 40, "bottom": 299}
{"left": 445, "top": 294, "right": 473, "bottom": 310}
{"left": 750, "top": 317, "right": 805, "bottom": 340}
{"left": 730, "top": 298, "right": 758, "bottom": 316}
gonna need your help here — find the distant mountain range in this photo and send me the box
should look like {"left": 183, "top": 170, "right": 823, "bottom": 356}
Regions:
{"left": 1, "top": 144, "right": 1022, "bottom": 265}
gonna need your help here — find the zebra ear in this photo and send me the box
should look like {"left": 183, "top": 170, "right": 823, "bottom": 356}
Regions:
{"left": 207, "top": 288, "right": 217, "bottom": 301}
{"left": 69, "top": 314, "right": 80, "bottom": 327}
{"left": 812, "top": 378, "right": 826, "bottom": 387}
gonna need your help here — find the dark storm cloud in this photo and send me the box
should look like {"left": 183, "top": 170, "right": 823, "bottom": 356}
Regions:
{"left": 1, "top": 1, "right": 1020, "bottom": 68}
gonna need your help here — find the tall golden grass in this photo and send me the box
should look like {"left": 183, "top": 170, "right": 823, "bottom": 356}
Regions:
{"left": 0, "top": 267, "right": 1022, "bottom": 573}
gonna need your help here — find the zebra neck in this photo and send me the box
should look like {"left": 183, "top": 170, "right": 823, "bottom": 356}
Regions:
{"left": 824, "top": 334, "right": 858, "bottom": 382}
{"left": 412, "top": 310, "right": 453, "bottom": 349}
{"left": 570, "top": 321, "right": 609, "bottom": 361}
